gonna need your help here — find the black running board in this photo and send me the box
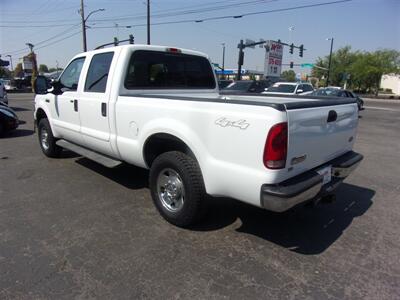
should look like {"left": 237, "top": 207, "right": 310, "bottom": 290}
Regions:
{"left": 56, "top": 139, "right": 122, "bottom": 168}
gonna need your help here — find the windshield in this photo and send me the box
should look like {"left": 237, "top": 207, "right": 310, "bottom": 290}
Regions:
{"left": 224, "top": 81, "right": 253, "bottom": 91}
{"left": 266, "top": 84, "right": 296, "bottom": 93}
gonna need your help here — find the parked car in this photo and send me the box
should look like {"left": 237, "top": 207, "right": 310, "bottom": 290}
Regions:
{"left": 33, "top": 45, "right": 362, "bottom": 227}
{"left": 0, "top": 80, "right": 8, "bottom": 104}
{"left": 0, "top": 79, "right": 18, "bottom": 92}
{"left": 262, "top": 82, "right": 314, "bottom": 95}
{"left": 218, "top": 79, "right": 233, "bottom": 89}
{"left": 312, "top": 88, "right": 364, "bottom": 111}
{"left": 221, "top": 80, "right": 272, "bottom": 94}
{"left": 0, "top": 103, "right": 19, "bottom": 136}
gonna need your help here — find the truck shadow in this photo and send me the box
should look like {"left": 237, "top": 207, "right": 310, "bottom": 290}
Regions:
{"left": 76, "top": 158, "right": 149, "bottom": 189}
{"left": 2, "top": 129, "right": 34, "bottom": 138}
{"left": 195, "top": 183, "right": 374, "bottom": 255}
{"left": 72, "top": 157, "right": 374, "bottom": 255}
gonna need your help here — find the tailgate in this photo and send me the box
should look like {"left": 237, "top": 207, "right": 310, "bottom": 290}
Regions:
{"left": 286, "top": 102, "right": 358, "bottom": 176}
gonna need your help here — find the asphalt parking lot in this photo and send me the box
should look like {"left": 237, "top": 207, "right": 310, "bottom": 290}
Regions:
{"left": 1, "top": 94, "right": 399, "bottom": 299}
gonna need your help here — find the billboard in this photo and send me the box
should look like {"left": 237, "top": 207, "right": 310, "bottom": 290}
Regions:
{"left": 264, "top": 40, "right": 283, "bottom": 77}
{"left": 23, "top": 56, "right": 33, "bottom": 71}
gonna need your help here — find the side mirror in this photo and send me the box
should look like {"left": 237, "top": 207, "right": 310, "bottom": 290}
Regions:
{"left": 51, "top": 80, "right": 64, "bottom": 95}
{"left": 296, "top": 89, "right": 303, "bottom": 94}
{"left": 34, "top": 76, "right": 50, "bottom": 95}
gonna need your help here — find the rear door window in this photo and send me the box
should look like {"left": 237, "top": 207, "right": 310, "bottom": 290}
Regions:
{"left": 124, "top": 50, "right": 216, "bottom": 89}
{"left": 303, "top": 84, "right": 313, "bottom": 92}
{"left": 84, "top": 52, "right": 114, "bottom": 93}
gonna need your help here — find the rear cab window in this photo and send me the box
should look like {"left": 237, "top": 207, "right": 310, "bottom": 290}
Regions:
{"left": 124, "top": 50, "right": 216, "bottom": 90}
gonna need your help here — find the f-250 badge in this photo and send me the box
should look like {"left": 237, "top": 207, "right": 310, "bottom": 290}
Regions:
{"left": 215, "top": 117, "right": 250, "bottom": 130}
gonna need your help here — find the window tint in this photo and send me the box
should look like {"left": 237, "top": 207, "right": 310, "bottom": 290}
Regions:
{"left": 125, "top": 50, "right": 215, "bottom": 89}
{"left": 303, "top": 84, "right": 313, "bottom": 92}
{"left": 85, "top": 52, "right": 114, "bottom": 93}
{"left": 268, "top": 84, "right": 296, "bottom": 93}
{"left": 59, "top": 57, "right": 85, "bottom": 91}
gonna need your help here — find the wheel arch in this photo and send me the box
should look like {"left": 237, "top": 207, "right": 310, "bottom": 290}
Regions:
{"left": 35, "top": 107, "right": 48, "bottom": 124}
{"left": 143, "top": 133, "right": 198, "bottom": 168}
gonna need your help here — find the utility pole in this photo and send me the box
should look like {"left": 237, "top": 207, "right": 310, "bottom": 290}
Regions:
{"left": 6, "top": 55, "right": 13, "bottom": 71}
{"left": 237, "top": 40, "right": 244, "bottom": 80}
{"left": 80, "top": 0, "right": 104, "bottom": 52}
{"left": 221, "top": 43, "right": 225, "bottom": 79}
{"left": 26, "top": 43, "right": 37, "bottom": 92}
{"left": 326, "top": 37, "right": 334, "bottom": 87}
{"left": 80, "top": 0, "right": 87, "bottom": 52}
{"left": 147, "top": 0, "right": 150, "bottom": 45}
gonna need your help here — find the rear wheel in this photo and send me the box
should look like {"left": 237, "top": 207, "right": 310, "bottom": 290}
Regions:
{"left": 0, "top": 123, "right": 4, "bottom": 137}
{"left": 38, "top": 118, "right": 61, "bottom": 158}
{"left": 149, "top": 151, "right": 206, "bottom": 227}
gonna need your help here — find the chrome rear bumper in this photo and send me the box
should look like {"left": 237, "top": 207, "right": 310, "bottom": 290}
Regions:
{"left": 260, "top": 151, "right": 363, "bottom": 212}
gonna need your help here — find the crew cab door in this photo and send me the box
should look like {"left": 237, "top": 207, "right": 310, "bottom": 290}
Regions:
{"left": 53, "top": 57, "right": 86, "bottom": 145}
{"left": 79, "top": 51, "right": 115, "bottom": 156}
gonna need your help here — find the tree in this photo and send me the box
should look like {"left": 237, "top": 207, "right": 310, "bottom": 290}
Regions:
{"left": 0, "top": 67, "right": 11, "bottom": 78}
{"left": 39, "top": 64, "right": 49, "bottom": 73}
{"left": 281, "top": 70, "right": 296, "bottom": 82}
{"left": 48, "top": 67, "right": 63, "bottom": 73}
{"left": 14, "top": 63, "right": 23, "bottom": 78}
{"left": 312, "top": 46, "right": 400, "bottom": 94}
{"left": 312, "top": 46, "right": 358, "bottom": 87}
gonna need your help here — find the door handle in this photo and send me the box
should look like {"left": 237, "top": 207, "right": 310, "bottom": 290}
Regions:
{"left": 101, "top": 102, "right": 107, "bottom": 117}
{"left": 74, "top": 99, "right": 78, "bottom": 112}
{"left": 327, "top": 110, "right": 337, "bottom": 123}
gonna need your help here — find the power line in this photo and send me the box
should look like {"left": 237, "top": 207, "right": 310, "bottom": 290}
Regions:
{"left": 0, "top": 0, "right": 272, "bottom": 24}
{"left": 89, "top": 0, "right": 274, "bottom": 23}
{"left": 35, "top": 30, "right": 82, "bottom": 51}
{"left": 2, "top": 24, "right": 81, "bottom": 55}
{"left": 91, "top": 0, "right": 352, "bottom": 29}
{"left": 0, "top": 23, "right": 78, "bottom": 28}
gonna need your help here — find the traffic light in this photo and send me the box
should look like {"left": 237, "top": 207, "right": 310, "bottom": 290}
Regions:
{"left": 290, "top": 61, "right": 294, "bottom": 69}
{"left": 0, "top": 59, "right": 9, "bottom": 67}
{"left": 129, "top": 34, "right": 134, "bottom": 44}
{"left": 299, "top": 44, "right": 304, "bottom": 57}
{"left": 289, "top": 43, "right": 294, "bottom": 54}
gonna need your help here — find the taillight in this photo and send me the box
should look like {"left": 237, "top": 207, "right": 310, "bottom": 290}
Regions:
{"left": 166, "top": 47, "right": 181, "bottom": 53}
{"left": 263, "top": 122, "right": 288, "bottom": 169}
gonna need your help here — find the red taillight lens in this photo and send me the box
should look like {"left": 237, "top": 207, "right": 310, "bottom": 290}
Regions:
{"left": 166, "top": 47, "right": 181, "bottom": 53}
{"left": 263, "top": 122, "right": 288, "bottom": 169}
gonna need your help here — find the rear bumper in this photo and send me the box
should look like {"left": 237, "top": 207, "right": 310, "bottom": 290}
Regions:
{"left": 260, "top": 151, "right": 363, "bottom": 212}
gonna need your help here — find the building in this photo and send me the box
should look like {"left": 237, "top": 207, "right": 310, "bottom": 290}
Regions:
{"left": 381, "top": 74, "right": 400, "bottom": 95}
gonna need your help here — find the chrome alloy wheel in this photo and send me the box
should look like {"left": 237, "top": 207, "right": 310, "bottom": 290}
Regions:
{"left": 40, "top": 127, "right": 50, "bottom": 150}
{"left": 157, "top": 168, "right": 185, "bottom": 212}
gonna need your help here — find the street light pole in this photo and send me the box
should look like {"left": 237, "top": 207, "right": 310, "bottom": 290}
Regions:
{"left": 221, "top": 43, "right": 225, "bottom": 79}
{"left": 147, "top": 0, "right": 151, "bottom": 45}
{"left": 326, "top": 37, "right": 334, "bottom": 87}
{"left": 80, "top": 0, "right": 105, "bottom": 52}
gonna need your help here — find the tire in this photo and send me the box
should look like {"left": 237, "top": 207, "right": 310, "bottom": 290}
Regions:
{"left": 0, "top": 123, "right": 4, "bottom": 137}
{"left": 37, "top": 118, "right": 62, "bottom": 158}
{"left": 149, "top": 151, "right": 206, "bottom": 227}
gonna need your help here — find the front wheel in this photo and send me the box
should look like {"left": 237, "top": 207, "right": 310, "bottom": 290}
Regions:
{"left": 149, "top": 151, "right": 206, "bottom": 227}
{"left": 37, "top": 118, "right": 61, "bottom": 158}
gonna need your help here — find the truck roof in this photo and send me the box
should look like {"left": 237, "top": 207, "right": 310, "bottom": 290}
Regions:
{"left": 76, "top": 44, "right": 210, "bottom": 60}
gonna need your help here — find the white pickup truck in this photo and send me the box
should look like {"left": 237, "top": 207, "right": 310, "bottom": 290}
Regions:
{"left": 34, "top": 45, "right": 363, "bottom": 227}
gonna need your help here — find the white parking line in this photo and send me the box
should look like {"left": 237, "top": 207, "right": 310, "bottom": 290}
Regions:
{"left": 364, "top": 106, "right": 400, "bottom": 112}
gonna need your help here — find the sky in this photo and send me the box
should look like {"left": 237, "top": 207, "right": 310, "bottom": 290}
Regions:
{"left": 0, "top": 0, "right": 399, "bottom": 74}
